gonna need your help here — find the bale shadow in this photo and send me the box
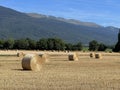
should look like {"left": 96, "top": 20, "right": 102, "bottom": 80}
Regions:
{"left": 12, "top": 69, "right": 32, "bottom": 71}
{"left": 51, "top": 59, "right": 68, "bottom": 61}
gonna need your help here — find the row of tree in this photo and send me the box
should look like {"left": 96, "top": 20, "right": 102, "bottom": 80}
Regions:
{"left": 0, "top": 38, "right": 113, "bottom": 51}
{"left": 0, "top": 38, "right": 82, "bottom": 50}
{"left": 89, "top": 40, "right": 107, "bottom": 51}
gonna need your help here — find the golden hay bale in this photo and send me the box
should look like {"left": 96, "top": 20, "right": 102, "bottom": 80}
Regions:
{"left": 22, "top": 54, "right": 42, "bottom": 71}
{"left": 68, "top": 53, "right": 79, "bottom": 61}
{"left": 17, "top": 52, "right": 25, "bottom": 57}
{"left": 95, "top": 53, "right": 102, "bottom": 59}
{"left": 39, "top": 53, "right": 49, "bottom": 63}
{"left": 90, "top": 52, "right": 95, "bottom": 58}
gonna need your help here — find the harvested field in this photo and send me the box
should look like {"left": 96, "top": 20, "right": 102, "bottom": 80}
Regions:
{"left": 0, "top": 50, "right": 120, "bottom": 90}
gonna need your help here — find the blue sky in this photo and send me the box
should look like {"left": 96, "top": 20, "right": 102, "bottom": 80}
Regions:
{"left": 0, "top": 0, "right": 120, "bottom": 27}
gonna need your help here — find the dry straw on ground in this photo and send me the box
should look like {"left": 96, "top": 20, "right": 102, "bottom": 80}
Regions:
{"left": 95, "top": 53, "right": 102, "bottom": 59}
{"left": 22, "top": 54, "right": 42, "bottom": 71}
{"left": 90, "top": 52, "right": 95, "bottom": 58}
{"left": 68, "top": 52, "right": 79, "bottom": 61}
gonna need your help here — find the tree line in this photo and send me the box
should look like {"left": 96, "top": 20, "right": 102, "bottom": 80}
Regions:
{"left": 0, "top": 38, "right": 82, "bottom": 50}
{"left": 0, "top": 38, "right": 114, "bottom": 51}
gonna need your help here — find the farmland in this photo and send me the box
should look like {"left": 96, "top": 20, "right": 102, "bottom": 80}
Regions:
{"left": 0, "top": 50, "right": 120, "bottom": 90}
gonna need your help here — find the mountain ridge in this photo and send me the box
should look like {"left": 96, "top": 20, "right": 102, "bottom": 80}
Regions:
{"left": 27, "top": 13, "right": 103, "bottom": 28}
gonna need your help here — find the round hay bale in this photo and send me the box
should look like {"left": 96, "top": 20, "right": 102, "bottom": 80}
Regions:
{"left": 95, "top": 53, "right": 102, "bottom": 59}
{"left": 22, "top": 54, "right": 42, "bottom": 71}
{"left": 17, "top": 52, "right": 25, "bottom": 57}
{"left": 39, "top": 53, "right": 49, "bottom": 63}
{"left": 90, "top": 52, "right": 95, "bottom": 58}
{"left": 68, "top": 53, "right": 79, "bottom": 61}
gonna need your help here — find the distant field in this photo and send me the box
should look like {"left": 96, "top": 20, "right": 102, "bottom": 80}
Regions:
{"left": 0, "top": 50, "right": 120, "bottom": 90}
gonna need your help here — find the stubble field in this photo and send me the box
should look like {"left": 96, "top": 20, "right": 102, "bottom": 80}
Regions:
{"left": 0, "top": 50, "right": 120, "bottom": 90}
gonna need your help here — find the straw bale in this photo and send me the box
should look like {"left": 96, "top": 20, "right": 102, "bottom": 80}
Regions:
{"left": 68, "top": 52, "right": 79, "bottom": 61}
{"left": 95, "top": 53, "right": 102, "bottom": 59}
{"left": 22, "top": 54, "right": 42, "bottom": 71}
{"left": 39, "top": 53, "right": 49, "bottom": 63}
{"left": 17, "top": 52, "right": 25, "bottom": 57}
{"left": 90, "top": 52, "right": 95, "bottom": 58}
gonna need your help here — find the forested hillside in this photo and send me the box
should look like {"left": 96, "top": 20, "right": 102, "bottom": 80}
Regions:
{"left": 0, "top": 6, "right": 119, "bottom": 45}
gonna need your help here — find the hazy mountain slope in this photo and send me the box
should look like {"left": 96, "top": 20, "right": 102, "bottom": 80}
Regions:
{"left": 0, "top": 6, "right": 119, "bottom": 45}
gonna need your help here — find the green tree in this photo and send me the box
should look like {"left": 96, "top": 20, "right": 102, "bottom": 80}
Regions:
{"left": 47, "top": 38, "right": 54, "bottom": 50}
{"left": 54, "top": 38, "right": 65, "bottom": 50}
{"left": 65, "top": 43, "right": 73, "bottom": 50}
{"left": 113, "top": 30, "right": 120, "bottom": 52}
{"left": 26, "top": 38, "right": 36, "bottom": 50}
{"left": 13, "top": 39, "right": 29, "bottom": 49}
{"left": 89, "top": 40, "right": 99, "bottom": 51}
{"left": 98, "top": 43, "right": 107, "bottom": 51}
{"left": 4, "top": 39, "right": 14, "bottom": 49}
{"left": 72, "top": 42, "right": 83, "bottom": 51}
{"left": 0, "top": 39, "right": 4, "bottom": 49}
{"left": 36, "top": 38, "right": 47, "bottom": 50}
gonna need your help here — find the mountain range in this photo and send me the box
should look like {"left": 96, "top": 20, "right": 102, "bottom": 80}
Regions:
{"left": 0, "top": 6, "right": 119, "bottom": 45}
